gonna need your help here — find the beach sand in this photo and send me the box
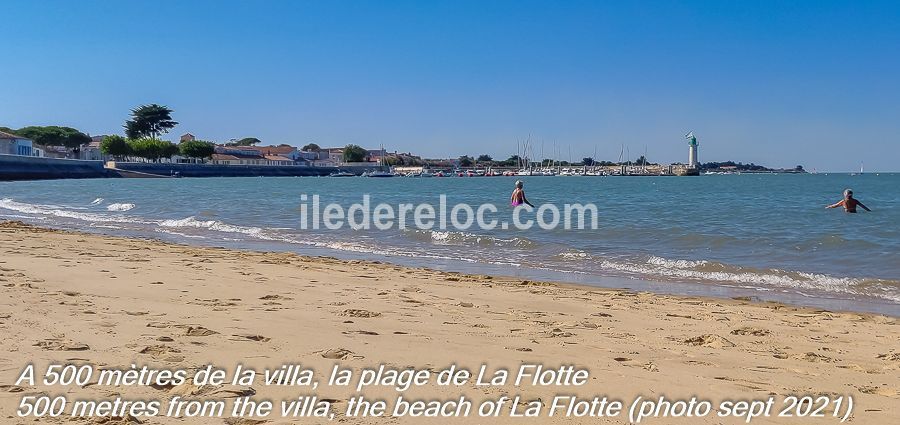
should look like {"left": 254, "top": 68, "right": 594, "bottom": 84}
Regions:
{"left": 0, "top": 220, "right": 897, "bottom": 424}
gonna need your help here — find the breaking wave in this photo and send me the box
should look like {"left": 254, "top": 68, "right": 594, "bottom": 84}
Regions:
{"left": 158, "top": 216, "right": 264, "bottom": 237}
{"left": 553, "top": 250, "right": 900, "bottom": 303}
{"left": 107, "top": 203, "right": 135, "bottom": 212}
{"left": 403, "top": 229, "right": 536, "bottom": 248}
{"left": 0, "top": 198, "right": 149, "bottom": 225}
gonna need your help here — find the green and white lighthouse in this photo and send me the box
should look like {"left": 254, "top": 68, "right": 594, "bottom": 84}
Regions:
{"left": 685, "top": 131, "right": 699, "bottom": 169}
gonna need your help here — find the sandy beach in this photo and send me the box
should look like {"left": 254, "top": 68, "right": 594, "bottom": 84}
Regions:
{"left": 0, "top": 220, "right": 897, "bottom": 424}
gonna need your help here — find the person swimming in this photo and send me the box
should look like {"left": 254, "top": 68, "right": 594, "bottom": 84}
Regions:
{"left": 826, "top": 189, "right": 871, "bottom": 213}
{"left": 511, "top": 180, "right": 534, "bottom": 208}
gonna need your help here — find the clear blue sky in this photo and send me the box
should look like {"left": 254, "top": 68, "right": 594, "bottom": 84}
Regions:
{"left": 2, "top": 0, "right": 898, "bottom": 171}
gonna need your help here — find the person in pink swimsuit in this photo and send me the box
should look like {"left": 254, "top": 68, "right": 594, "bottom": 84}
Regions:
{"left": 510, "top": 180, "right": 534, "bottom": 207}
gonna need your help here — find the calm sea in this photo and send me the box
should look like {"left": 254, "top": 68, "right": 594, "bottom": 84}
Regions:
{"left": 2, "top": 174, "right": 898, "bottom": 315}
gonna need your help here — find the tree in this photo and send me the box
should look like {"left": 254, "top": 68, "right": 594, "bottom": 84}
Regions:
{"left": 302, "top": 143, "right": 321, "bottom": 152}
{"left": 179, "top": 140, "right": 215, "bottom": 159}
{"left": 0, "top": 126, "right": 19, "bottom": 135}
{"left": 633, "top": 155, "right": 651, "bottom": 165}
{"left": 458, "top": 155, "right": 474, "bottom": 167}
{"left": 226, "top": 137, "right": 262, "bottom": 146}
{"left": 343, "top": 144, "right": 368, "bottom": 162}
{"left": 15, "top": 126, "right": 91, "bottom": 149}
{"left": 127, "top": 138, "right": 178, "bottom": 162}
{"left": 476, "top": 154, "right": 493, "bottom": 163}
{"left": 503, "top": 155, "right": 522, "bottom": 166}
{"left": 163, "top": 142, "right": 179, "bottom": 159}
{"left": 100, "top": 135, "right": 131, "bottom": 159}
{"left": 123, "top": 104, "right": 178, "bottom": 139}
{"left": 582, "top": 157, "right": 595, "bottom": 166}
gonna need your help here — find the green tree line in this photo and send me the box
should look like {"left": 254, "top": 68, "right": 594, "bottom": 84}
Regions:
{"left": 100, "top": 136, "right": 215, "bottom": 162}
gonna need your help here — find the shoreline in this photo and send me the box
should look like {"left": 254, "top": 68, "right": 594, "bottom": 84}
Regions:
{"left": 4, "top": 215, "right": 898, "bottom": 317}
{"left": 1, "top": 220, "right": 899, "bottom": 423}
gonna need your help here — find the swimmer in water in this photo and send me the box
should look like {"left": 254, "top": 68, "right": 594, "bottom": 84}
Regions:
{"left": 826, "top": 189, "right": 871, "bottom": 213}
{"left": 511, "top": 180, "right": 534, "bottom": 208}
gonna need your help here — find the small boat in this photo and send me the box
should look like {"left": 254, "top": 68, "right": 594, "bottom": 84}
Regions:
{"left": 364, "top": 144, "right": 395, "bottom": 177}
{"left": 363, "top": 170, "right": 395, "bottom": 177}
{"left": 329, "top": 171, "right": 356, "bottom": 177}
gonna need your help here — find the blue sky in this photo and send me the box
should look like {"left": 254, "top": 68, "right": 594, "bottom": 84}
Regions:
{"left": 1, "top": 0, "right": 898, "bottom": 171}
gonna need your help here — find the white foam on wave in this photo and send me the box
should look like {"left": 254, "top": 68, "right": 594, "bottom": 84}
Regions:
{"left": 601, "top": 257, "right": 899, "bottom": 302}
{"left": 646, "top": 256, "right": 709, "bottom": 269}
{"left": 157, "top": 216, "right": 264, "bottom": 237}
{"left": 406, "top": 229, "right": 536, "bottom": 248}
{"left": 0, "top": 198, "right": 149, "bottom": 225}
{"left": 107, "top": 203, "right": 135, "bottom": 212}
{"left": 554, "top": 249, "right": 899, "bottom": 303}
{"left": 557, "top": 250, "right": 591, "bottom": 260}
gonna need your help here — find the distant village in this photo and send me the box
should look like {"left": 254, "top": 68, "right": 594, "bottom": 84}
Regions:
{"left": 0, "top": 129, "right": 397, "bottom": 168}
{"left": 2, "top": 128, "right": 804, "bottom": 176}
{"left": 1, "top": 104, "right": 805, "bottom": 178}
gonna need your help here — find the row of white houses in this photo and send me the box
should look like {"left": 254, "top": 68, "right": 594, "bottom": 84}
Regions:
{"left": 1, "top": 130, "right": 389, "bottom": 167}
{"left": 0, "top": 130, "right": 43, "bottom": 157}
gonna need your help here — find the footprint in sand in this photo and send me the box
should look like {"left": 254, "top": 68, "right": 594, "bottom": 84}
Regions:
{"left": 231, "top": 334, "right": 271, "bottom": 342}
{"left": 340, "top": 309, "right": 382, "bottom": 318}
{"left": 0, "top": 385, "right": 25, "bottom": 393}
{"left": 858, "top": 386, "right": 900, "bottom": 398}
{"left": 259, "top": 294, "right": 293, "bottom": 301}
{"left": 790, "top": 352, "right": 835, "bottom": 363}
{"left": 170, "top": 379, "right": 256, "bottom": 398}
{"left": 731, "top": 326, "right": 771, "bottom": 337}
{"left": 138, "top": 345, "right": 184, "bottom": 362}
{"left": 546, "top": 328, "right": 576, "bottom": 338}
{"left": 224, "top": 418, "right": 270, "bottom": 425}
{"left": 317, "top": 348, "right": 362, "bottom": 360}
{"left": 184, "top": 326, "right": 219, "bottom": 337}
{"left": 342, "top": 330, "right": 379, "bottom": 336}
{"left": 33, "top": 340, "right": 90, "bottom": 351}
{"left": 684, "top": 334, "right": 736, "bottom": 348}
{"left": 876, "top": 352, "right": 900, "bottom": 362}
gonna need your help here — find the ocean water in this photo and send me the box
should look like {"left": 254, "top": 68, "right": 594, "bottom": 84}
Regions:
{"left": 2, "top": 174, "right": 898, "bottom": 315}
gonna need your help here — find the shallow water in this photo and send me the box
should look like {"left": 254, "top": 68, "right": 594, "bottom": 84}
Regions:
{"left": 2, "top": 173, "right": 898, "bottom": 315}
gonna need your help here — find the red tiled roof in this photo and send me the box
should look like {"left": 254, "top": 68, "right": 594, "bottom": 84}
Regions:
{"left": 241, "top": 145, "right": 297, "bottom": 155}
{"left": 0, "top": 130, "right": 26, "bottom": 140}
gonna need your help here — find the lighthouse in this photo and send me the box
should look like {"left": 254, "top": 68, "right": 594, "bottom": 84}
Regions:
{"left": 685, "top": 132, "right": 699, "bottom": 169}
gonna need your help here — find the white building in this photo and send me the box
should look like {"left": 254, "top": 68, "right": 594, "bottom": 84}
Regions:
{"left": 0, "top": 130, "right": 35, "bottom": 156}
